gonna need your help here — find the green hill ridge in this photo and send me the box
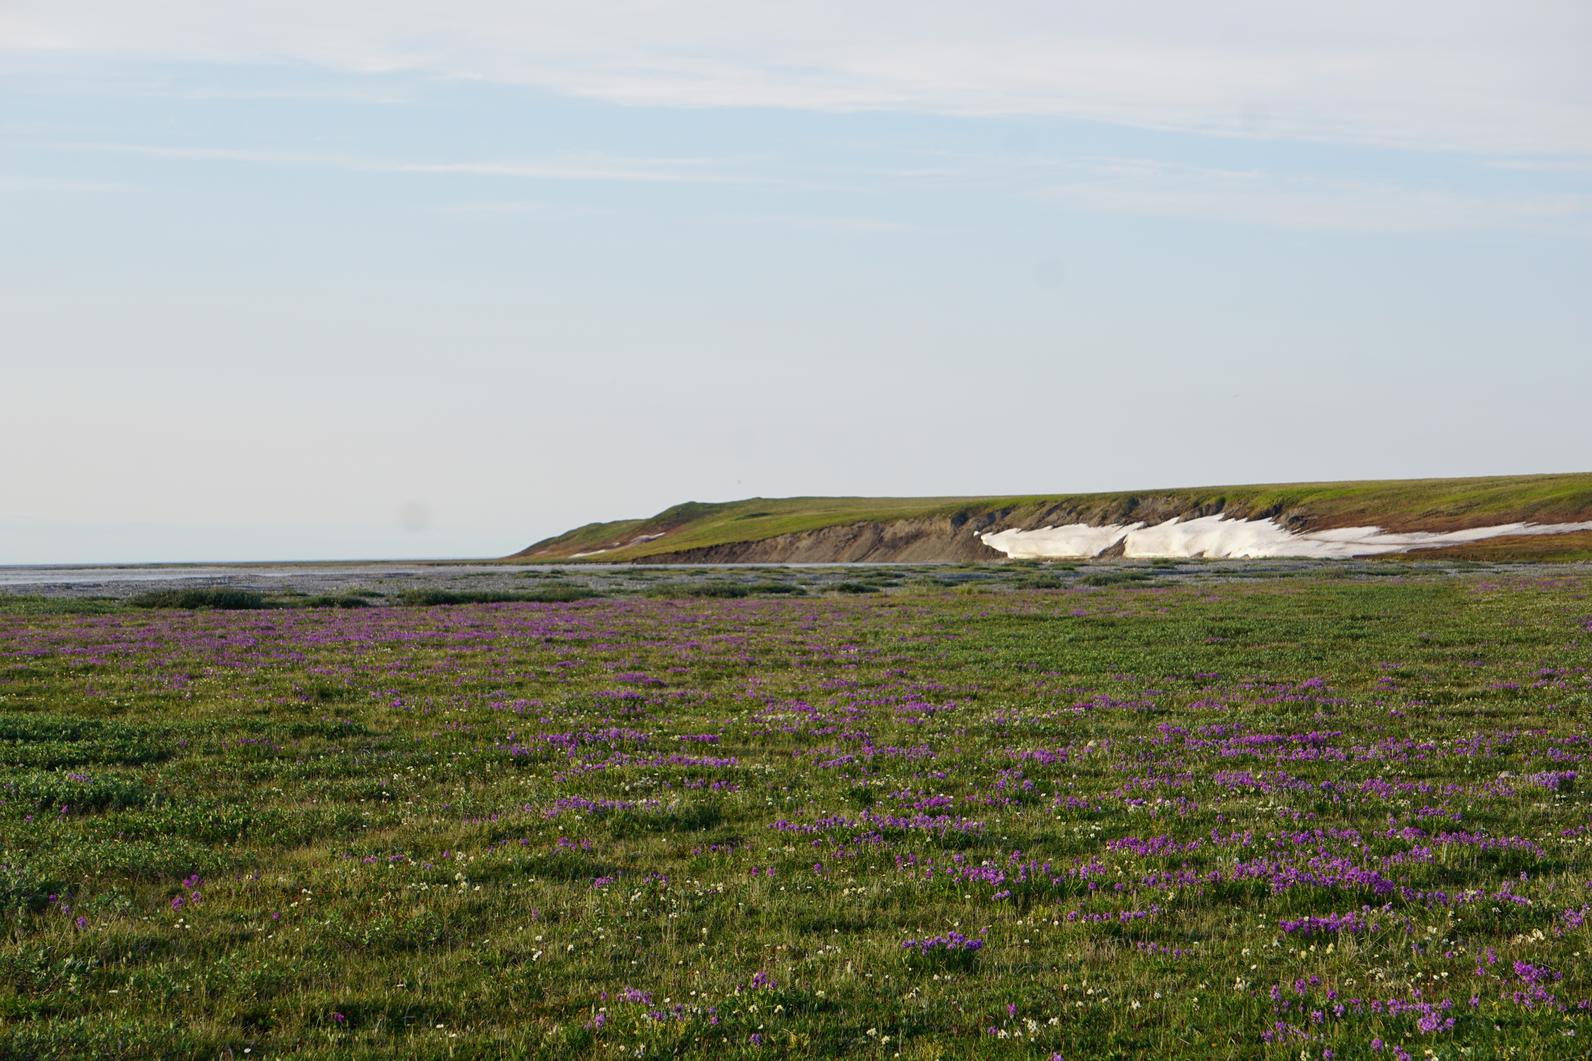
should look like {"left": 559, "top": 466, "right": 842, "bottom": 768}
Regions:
{"left": 514, "top": 472, "right": 1592, "bottom": 563}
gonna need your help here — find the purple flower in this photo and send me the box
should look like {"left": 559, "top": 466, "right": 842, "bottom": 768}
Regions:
{"left": 901, "top": 930, "right": 985, "bottom": 955}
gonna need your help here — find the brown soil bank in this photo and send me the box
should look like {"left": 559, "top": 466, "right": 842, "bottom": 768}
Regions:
{"left": 641, "top": 515, "right": 1008, "bottom": 563}
{"left": 1374, "top": 530, "right": 1592, "bottom": 563}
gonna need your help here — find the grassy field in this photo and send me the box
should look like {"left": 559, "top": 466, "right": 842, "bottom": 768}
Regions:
{"left": 516, "top": 472, "right": 1592, "bottom": 561}
{"left": 4, "top": 571, "right": 1592, "bottom": 1057}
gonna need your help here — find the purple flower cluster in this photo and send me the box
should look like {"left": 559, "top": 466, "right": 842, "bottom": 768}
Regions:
{"left": 1279, "top": 907, "right": 1388, "bottom": 937}
{"left": 901, "top": 930, "right": 984, "bottom": 955}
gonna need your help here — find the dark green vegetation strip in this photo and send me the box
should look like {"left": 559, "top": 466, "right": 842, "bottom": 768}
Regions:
{"left": 3, "top": 576, "right": 1592, "bottom": 1057}
{"left": 128, "top": 588, "right": 270, "bottom": 610}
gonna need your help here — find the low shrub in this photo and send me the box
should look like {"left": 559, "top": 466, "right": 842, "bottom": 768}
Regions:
{"left": 1079, "top": 570, "right": 1157, "bottom": 587}
{"left": 300, "top": 594, "right": 372, "bottom": 609}
{"left": 642, "top": 583, "right": 763, "bottom": 599}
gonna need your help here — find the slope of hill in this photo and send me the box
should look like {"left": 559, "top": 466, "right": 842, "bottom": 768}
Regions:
{"left": 513, "top": 473, "right": 1592, "bottom": 563}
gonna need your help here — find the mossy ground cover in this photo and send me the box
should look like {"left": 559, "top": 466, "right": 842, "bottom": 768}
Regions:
{"left": 3, "top": 573, "right": 1592, "bottom": 1057}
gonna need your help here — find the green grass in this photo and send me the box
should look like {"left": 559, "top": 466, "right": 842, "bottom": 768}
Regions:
{"left": 513, "top": 472, "right": 1592, "bottom": 561}
{"left": 395, "top": 586, "right": 601, "bottom": 605}
{"left": 3, "top": 572, "right": 1592, "bottom": 1057}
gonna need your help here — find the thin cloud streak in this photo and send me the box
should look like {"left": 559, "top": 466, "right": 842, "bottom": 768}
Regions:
{"left": 42, "top": 140, "right": 777, "bottom": 186}
{"left": 1037, "top": 158, "right": 1592, "bottom": 234}
{"left": 34, "top": 141, "right": 1592, "bottom": 237}
{"left": 851, "top": 151, "right": 1592, "bottom": 236}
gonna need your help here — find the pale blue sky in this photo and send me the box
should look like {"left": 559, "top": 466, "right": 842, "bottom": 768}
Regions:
{"left": 3, "top": 2, "right": 1590, "bottom": 562}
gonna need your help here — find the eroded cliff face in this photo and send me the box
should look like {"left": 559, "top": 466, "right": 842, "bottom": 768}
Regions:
{"left": 625, "top": 496, "right": 1263, "bottom": 563}
{"left": 1000, "top": 496, "right": 1268, "bottom": 534}
{"left": 640, "top": 515, "right": 1007, "bottom": 563}
{"left": 518, "top": 480, "right": 1592, "bottom": 563}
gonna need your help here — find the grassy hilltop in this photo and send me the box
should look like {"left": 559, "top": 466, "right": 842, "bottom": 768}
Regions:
{"left": 515, "top": 472, "right": 1592, "bottom": 562}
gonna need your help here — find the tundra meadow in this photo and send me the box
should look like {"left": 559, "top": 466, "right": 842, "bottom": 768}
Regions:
{"left": 3, "top": 568, "right": 1592, "bottom": 1058}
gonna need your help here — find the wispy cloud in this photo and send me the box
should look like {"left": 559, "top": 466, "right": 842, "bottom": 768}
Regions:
{"left": 845, "top": 150, "right": 1592, "bottom": 235}
{"left": 707, "top": 211, "right": 921, "bottom": 235}
{"left": 1482, "top": 158, "right": 1592, "bottom": 175}
{"left": 1036, "top": 157, "right": 1592, "bottom": 234}
{"left": 174, "top": 86, "right": 407, "bottom": 106}
{"left": 389, "top": 159, "right": 750, "bottom": 185}
{"left": 44, "top": 140, "right": 772, "bottom": 186}
{"left": 38, "top": 140, "right": 1590, "bottom": 236}
{"left": 4, "top": 1, "right": 1591, "bottom": 156}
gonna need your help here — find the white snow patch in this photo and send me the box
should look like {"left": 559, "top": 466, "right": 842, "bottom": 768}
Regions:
{"left": 980, "top": 524, "right": 1139, "bottom": 559}
{"left": 979, "top": 515, "right": 1592, "bottom": 560}
{"left": 570, "top": 532, "right": 669, "bottom": 558}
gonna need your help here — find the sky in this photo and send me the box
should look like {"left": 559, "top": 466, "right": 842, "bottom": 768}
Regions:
{"left": 3, "top": 1, "right": 1590, "bottom": 563}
